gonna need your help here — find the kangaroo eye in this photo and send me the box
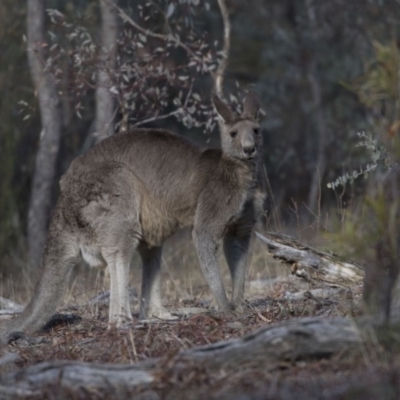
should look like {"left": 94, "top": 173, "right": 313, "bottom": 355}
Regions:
{"left": 230, "top": 131, "right": 237, "bottom": 138}
{"left": 253, "top": 128, "right": 259, "bottom": 135}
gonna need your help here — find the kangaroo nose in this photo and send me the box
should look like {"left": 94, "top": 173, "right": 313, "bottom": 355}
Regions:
{"left": 243, "top": 146, "right": 256, "bottom": 158}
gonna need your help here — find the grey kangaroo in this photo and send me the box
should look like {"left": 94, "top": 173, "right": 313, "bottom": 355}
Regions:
{"left": 1, "top": 92, "right": 266, "bottom": 343}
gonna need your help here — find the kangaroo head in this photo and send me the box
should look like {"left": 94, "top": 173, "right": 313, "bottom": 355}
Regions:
{"left": 213, "top": 92, "right": 261, "bottom": 162}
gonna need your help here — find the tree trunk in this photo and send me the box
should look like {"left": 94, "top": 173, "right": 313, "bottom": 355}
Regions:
{"left": 26, "top": 0, "right": 62, "bottom": 271}
{"left": 305, "top": 0, "right": 327, "bottom": 215}
{"left": 94, "top": 0, "right": 118, "bottom": 143}
{"left": 214, "top": 0, "right": 230, "bottom": 99}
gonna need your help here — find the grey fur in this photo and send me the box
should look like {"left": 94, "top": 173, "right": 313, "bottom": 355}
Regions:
{"left": 1, "top": 92, "right": 266, "bottom": 342}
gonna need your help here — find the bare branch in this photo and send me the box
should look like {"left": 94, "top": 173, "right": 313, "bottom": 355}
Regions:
{"left": 109, "top": 1, "right": 201, "bottom": 62}
{"left": 131, "top": 81, "right": 193, "bottom": 128}
{"left": 130, "top": 109, "right": 181, "bottom": 128}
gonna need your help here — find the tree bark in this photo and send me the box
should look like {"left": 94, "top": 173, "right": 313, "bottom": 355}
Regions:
{"left": 305, "top": 0, "right": 327, "bottom": 215}
{"left": 27, "top": 0, "right": 62, "bottom": 271}
{"left": 214, "top": 0, "right": 230, "bottom": 99}
{"left": 211, "top": 0, "right": 231, "bottom": 138}
{"left": 94, "top": 0, "right": 118, "bottom": 143}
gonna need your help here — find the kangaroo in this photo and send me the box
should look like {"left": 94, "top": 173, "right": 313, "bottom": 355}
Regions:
{"left": 1, "top": 92, "right": 266, "bottom": 343}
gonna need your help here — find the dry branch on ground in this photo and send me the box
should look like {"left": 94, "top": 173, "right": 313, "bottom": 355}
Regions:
{"left": 0, "top": 298, "right": 23, "bottom": 316}
{"left": 255, "top": 232, "right": 364, "bottom": 286}
{"left": 0, "top": 317, "right": 364, "bottom": 397}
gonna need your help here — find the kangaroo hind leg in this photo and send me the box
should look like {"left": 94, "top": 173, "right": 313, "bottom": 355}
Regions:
{"left": 87, "top": 163, "right": 141, "bottom": 327}
{"left": 138, "top": 244, "right": 177, "bottom": 320}
{"left": 103, "top": 239, "right": 137, "bottom": 328}
{"left": 223, "top": 232, "right": 251, "bottom": 308}
{"left": 193, "top": 227, "right": 231, "bottom": 313}
{"left": 99, "top": 219, "right": 138, "bottom": 327}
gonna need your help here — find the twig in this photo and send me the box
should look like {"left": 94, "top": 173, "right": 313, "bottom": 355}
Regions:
{"left": 131, "top": 109, "right": 180, "bottom": 128}
{"left": 109, "top": 1, "right": 200, "bottom": 62}
{"left": 131, "top": 81, "right": 193, "bottom": 128}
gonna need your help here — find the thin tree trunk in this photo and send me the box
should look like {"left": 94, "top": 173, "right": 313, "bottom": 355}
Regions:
{"left": 27, "top": 0, "right": 62, "bottom": 271}
{"left": 94, "top": 0, "right": 117, "bottom": 143}
{"left": 214, "top": 0, "right": 230, "bottom": 99}
{"left": 210, "top": 0, "right": 230, "bottom": 138}
{"left": 305, "top": 0, "right": 327, "bottom": 216}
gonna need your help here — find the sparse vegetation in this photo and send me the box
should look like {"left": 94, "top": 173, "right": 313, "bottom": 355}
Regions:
{"left": 2, "top": 1, "right": 400, "bottom": 399}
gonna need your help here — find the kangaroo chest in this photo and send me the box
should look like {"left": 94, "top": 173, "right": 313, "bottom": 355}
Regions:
{"left": 224, "top": 169, "right": 259, "bottom": 224}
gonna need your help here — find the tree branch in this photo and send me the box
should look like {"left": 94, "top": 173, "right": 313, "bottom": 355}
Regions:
{"left": 130, "top": 109, "right": 180, "bottom": 128}
{"left": 130, "top": 81, "right": 193, "bottom": 128}
{"left": 109, "top": 1, "right": 201, "bottom": 62}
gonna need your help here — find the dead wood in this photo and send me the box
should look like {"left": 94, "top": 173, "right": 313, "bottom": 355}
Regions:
{"left": 0, "top": 317, "right": 363, "bottom": 396}
{"left": 0, "top": 297, "right": 23, "bottom": 315}
{"left": 255, "top": 231, "right": 364, "bottom": 286}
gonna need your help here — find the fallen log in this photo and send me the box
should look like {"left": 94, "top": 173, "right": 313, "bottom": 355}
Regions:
{"left": 0, "top": 317, "right": 363, "bottom": 397}
{"left": 255, "top": 231, "right": 364, "bottom": 286}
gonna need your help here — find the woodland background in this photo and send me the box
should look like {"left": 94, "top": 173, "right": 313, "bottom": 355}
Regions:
{"left": 0, "top": 0, "right": 400, "bottom": 278}
{"left": 2, "top": 1, "right": 400, "bottom": 397}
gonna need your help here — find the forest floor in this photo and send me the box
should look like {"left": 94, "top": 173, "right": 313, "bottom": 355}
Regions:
{"left": 1, "top": 232, "right": 400, "bottom": 399}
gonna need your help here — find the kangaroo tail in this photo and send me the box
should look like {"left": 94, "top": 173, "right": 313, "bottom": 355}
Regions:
{"left": 0, "top": 227, "right": 78, "bottom": 345}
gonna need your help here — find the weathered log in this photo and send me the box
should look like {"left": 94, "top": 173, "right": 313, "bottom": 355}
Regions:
{"left": 0, "top": 317, "right": 363, "bottom": 397}
{"left": 255, "top": 231, "right": 364, "bottom": 286}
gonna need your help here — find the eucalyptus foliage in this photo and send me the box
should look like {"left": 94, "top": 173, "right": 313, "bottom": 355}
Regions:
{"left": 44, "top": 1, "right": 226, "bottom": 134}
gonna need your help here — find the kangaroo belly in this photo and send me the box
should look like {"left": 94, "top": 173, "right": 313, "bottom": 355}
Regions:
{"left": 140, "top": 199, "right": 195, "bottom": 246}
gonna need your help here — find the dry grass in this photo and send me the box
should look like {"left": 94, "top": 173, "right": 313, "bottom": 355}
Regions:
{"left": 1, "top": 229, "right": 363, "bottom": 370}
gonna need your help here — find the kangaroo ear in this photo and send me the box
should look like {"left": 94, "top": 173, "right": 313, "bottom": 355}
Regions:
{"left": 213, "top": 95, "right": 235, "bottom": 124}
{"left": 241, "top": 92, "right": 260, "bottom": 120}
